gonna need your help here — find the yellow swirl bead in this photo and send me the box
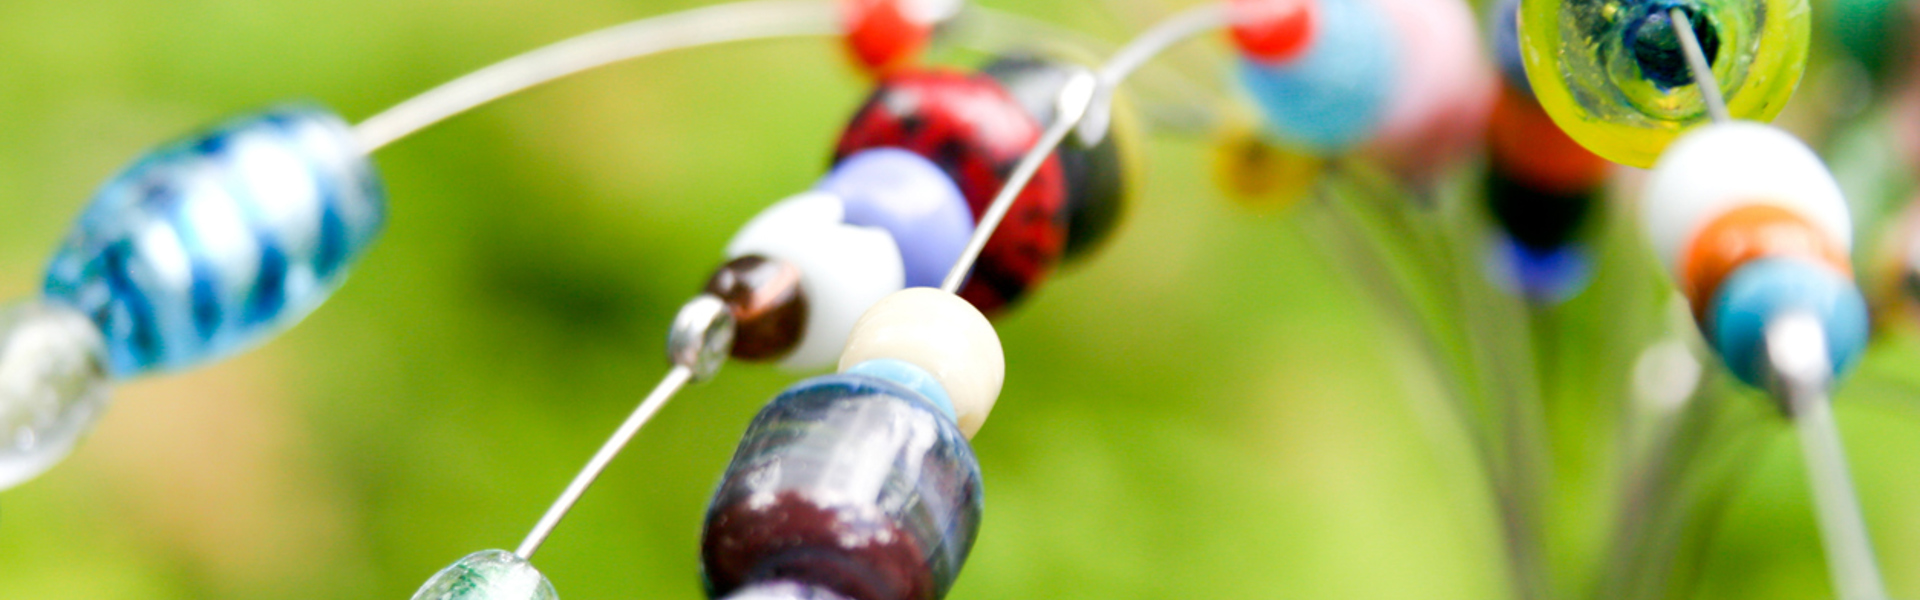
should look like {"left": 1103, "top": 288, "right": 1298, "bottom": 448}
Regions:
{"left": 1518, "top": 0, "right": 1809, "bottom": 167}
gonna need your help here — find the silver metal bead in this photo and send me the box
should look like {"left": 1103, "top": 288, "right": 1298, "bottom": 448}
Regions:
{"left": 667, "top": 294, "right": 735, "bottom": 382}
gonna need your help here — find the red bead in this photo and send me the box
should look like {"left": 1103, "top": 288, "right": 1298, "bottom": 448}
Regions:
{"left": 1486, "top": 83, "right": 1608, "bottom": 196}
{"left": 1231, "top": 0, "right": 1319, "bottom": 63}
{"left": 835, "top": 69, "right": 1069, "bottom": 315}
{"left": 842, "top": 0, "right": 933, "bottom": 75}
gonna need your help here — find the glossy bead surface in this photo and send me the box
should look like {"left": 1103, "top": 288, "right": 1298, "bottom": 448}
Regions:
{"left": 1640, "top": 123, "right": 1849, "bottom": 274}
{"left": 1366, "top": 0, "right": 1498, "bottom": 180}
{"left": 1681, "top": 204, "right": 1849, "bottom": 318}
{"left": 724, "top": 581, "right": 855, "bottom": 600}
{"left": 43, "top": 106, "right": 385, "bottom": 377}
{"left": 838, "top": 288, "right": 1003, "bottom": 438}
{"left": 816, "top": 149, "right": 973, "bottom": 288}
{"left": 703, "top": 374, "right": 982, "bottom": 600}
{"left": 1519, "top": 0, "right": 1811, "bottom": 167}
{"left": 845, "top": 358, "right": 956, "bottom": 421}
{"left": 1231, "top": 0, "right": 1320, "bottom": 63}
{"left": 0, "top": 300, "right": 111, "bottom": 490}
{"left": 410, "top": 550, "right": 558, "bottom": 600}
{"left": 1237, "top": 0, "right": 1397, "bottom": 152}
{"left": 981, "top": 54, "right": 1133, "bottom": 261}
{"left": 1212, "top": 123, "right": 1323, "bottom": 211}
{"left": 1707, "top": 257, "right": 1868, "bottom": 387}
{"left": 841, "top": 0, "right": 955, "bottom": 74}
{"left": 1486, "top": 84, "right": 1610, "bottom": 195}
{"left": 836, "top": 70, "right": 1069, "bottom": 314}
{"left": 727, "top": 192, "right": 906, "bottom": 370}
{"left": 706, "top": 255, "right": 809, "bottom": 361}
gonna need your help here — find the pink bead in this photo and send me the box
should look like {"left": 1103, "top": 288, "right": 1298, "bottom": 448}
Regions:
{"left": 1364, "top": 0, "right": 1496, "bottom": 181}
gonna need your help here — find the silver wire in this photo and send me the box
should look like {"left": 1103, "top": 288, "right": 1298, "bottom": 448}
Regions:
{"left": 941, "top": 70, "right": 1099, "bottom": 294}
{"left": 1077, "top": 2, "right": 1230, "bottom": 145}
{"left": 354, "top": 0, "right": 839, "bottom": 152}
{"left": 1767, "top": 312, "right": 1889, "bottom": 600}
{"left": 515, "top": 364, "right": 694, "bottom": 559}
{"left": 1670, "top": 7, "right": 1731, "bottom": 124}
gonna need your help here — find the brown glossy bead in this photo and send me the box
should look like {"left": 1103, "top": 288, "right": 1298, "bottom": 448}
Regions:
{"left": 1682, "top": 204, "right": 1851, "bottom": 320}
{"left": 705, "top": 255, "right": 809, "bottom": 361}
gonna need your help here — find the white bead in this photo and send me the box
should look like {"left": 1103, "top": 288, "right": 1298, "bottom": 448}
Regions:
{"left": 728, "top": 191, "right": 905, "bottom": 370}
{"left": 1640, "top": 122, "right": 1852, "bottom": 277}
{"left": 838, "top": 288, "right": 1004, "bottom": 438}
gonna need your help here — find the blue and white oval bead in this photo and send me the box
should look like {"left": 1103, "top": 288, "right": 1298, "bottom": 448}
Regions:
{"left": 1707, "top": 257, "right": 1870, "bottom": 387}
{"left": 42, "top": 106, "right": 384, "bottom": 377}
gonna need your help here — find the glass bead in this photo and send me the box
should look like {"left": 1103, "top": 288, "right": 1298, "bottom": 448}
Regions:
{"left": 1365, "top": 0, "right": 1497, "bottom": 181}
{"left": 703, "top": 374, "right": 982, "bottom": 600}
{"left": 836, "top": 69, "right": 1069, "bottom": 315}
{"left": 0, "top": 300, "right": 111, "bottom": 490}
{"left": 1485, "top": 161, "right": 1598, "bottom": 251}
{"left": 726, "top": 191, "right": 906, "bottom": 370}
{"left": 844, "top": 358, "right": 956, "bottom": 421}
{"left": 981, "top": 53, "right": 1134, "bottom": 263}
{"left": 1486, "top": 84, "right": 1610, "bottom": 195}
{"left": 1681, "top": 204, "right": 1850, "bottom": 319}
{"left": 1486, "top": 235, "right": 1594, "bottom": 305}
{"left": 1707, "top": 257, "right": 1868, "bottom": 387}
{"left": 42, "top": 106, "right": 385, "bottom": 377}
{"left": 1237, "top": 0, "right": 1398, "bottom": 152}
{"left": 816, "top": 149, "right": 974, "bottom": 288}
{"left": 1641, "top": 122, "right": 1849, "bottom": 275}
{"left": 723, "top": 581, "right": 854, "bottom": 600}
{"left": 1231, "top": 0, "right": 1319, "bottom": 63}
{"left": 838, "top": 288, "right": 1002, "bottom": 438}
{"left": 1489, "top": 0, "right": 1532, "bottom": 95}
{"left": 1519, "top": 0, "right": 1811, "bottom": 167}
{"left": 705, "top": 255, "right": 809, "bottom": 361}
{"left": 1211, "top": 122, "right": 1323, "bottom": 211}
{"left": 840, "top": 0, "right": 957, "bottom": 74}
{"left": 410, "top": 550, "right": 558, "bottom": 600}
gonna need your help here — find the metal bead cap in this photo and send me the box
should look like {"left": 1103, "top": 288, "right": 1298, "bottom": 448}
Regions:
{"left": 669, "top": 295, "right": 736, "bottom": 382}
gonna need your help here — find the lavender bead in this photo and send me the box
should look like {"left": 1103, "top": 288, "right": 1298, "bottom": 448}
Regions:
{"left": 43, "top": 106, "right": 385, "bottom": 377}
{"left": 817, "top": 149, "right": 974, "bottom": 289}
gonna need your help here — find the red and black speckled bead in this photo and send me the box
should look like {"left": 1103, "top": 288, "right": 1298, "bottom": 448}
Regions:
{"left": 834, "top": 68, "right": 1069, "bottom": 316}
{"left": 982, "top": 53, "right": 1132, "bottom": 264}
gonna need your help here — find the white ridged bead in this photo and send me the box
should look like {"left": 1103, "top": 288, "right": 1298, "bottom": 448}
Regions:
{"left": 728, "top": 191, "right": 906, "bottom": 370}
{"left": 1641, "top": 122, "right": 1852, "bottom": 276}
{"left": 838, "top": 288, "right": 1004, "bottom": 438}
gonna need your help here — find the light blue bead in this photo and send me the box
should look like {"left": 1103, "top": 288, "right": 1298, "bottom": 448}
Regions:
{"left": 43, "top": 106, "right": 385, "bottom": 377}
{"left": 1708, "top": 257, "right": 1870, "bottom": 388}
{"left": 817, "top": 148, "right": 974, "bottom": 289}
{"left": 845, "top": 358, "right": 957, "bottom": 421}
{"left": 1237, "top": 0, "right": 1397, "bottom": 152}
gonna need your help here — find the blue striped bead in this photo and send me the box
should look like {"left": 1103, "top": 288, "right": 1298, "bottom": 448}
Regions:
{"left": 42, "top": 106, "right": 385, "bottom": 377}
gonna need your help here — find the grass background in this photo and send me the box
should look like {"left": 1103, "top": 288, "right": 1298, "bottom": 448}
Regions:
{"left": 0, "top": 1, "right": 1918, "bottom": 599}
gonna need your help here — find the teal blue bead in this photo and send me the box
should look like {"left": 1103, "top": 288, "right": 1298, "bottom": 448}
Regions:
{"left": 1708, "top": 257, "right": 1869, "bottom": 387}
{"left": 845, "top": 358, "right": 957, "bottom": 420}
{"left": 42, "top": 105, "right": 385, "bottom": 377}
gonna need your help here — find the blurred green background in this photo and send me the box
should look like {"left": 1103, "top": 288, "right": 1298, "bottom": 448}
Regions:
{"left": 3, "top": 1, "right": 1920, "bottom": 599}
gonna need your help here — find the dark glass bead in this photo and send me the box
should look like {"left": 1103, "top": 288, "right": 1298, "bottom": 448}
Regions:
{"left": 1485, "top": 156, "right": 1598, "bottom": 251}
{"left": 980, "top": 53, "right": 1131, "bottom": 263}
{"left": 705, "top": 255, "right": 809, "bottom": 361}
{"left": 835, "top": 69, "right": 1070, "bottom": 315}
{"left": 702, "top": 374, "right": 983, "bottom": 600}
{"left": 1625, "top": 3, "right": 1720, "bottom": 90}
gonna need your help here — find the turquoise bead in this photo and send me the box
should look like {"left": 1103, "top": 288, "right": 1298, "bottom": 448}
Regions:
{"left": 845, "top": 358, "right": 957, "bottom": 420}
{"left": 42, "top": 106, "right": 385, "bottom": 377}
{"left": 1236, "top": 0, "right": 1397, "bottom": 151}
{"left": 1707, "top": 257, "right": 1869, "bottom": 387}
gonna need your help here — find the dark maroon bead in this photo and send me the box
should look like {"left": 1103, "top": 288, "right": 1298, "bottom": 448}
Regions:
{"left": 705, "top": 255, "right": 808, "bottom": 361}
{"left": 981, "top": 53, "right": 1131, "bottom": 263}
{"left": 702, "top": 375, "right": 983, "bottom": 600}
{"left": 834, "top": 68, "right": 1069, "bottom": 315}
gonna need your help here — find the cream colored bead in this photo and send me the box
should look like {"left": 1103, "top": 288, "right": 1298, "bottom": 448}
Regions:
{"left": 838, "top": 288, "right": 1003, "bottom": 438}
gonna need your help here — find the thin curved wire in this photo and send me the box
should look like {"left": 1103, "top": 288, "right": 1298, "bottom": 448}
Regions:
{"left": 353, "top": 0, "right": 839, "bottom": 152}
{"left": 1076, "top": 2, "right": 1229, "bottom": 145}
